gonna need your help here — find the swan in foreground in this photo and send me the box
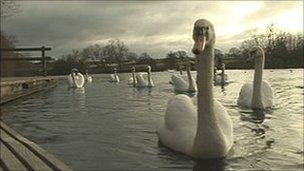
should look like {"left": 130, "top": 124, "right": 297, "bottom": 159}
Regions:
{"left": 170, "top": 64, "right": 197, "bottom": 93}
{"left": 214, "top": 63, "right": 228, "bottom": 85}
{"left": 135, "top": 65, "right": 154, "bottom": 87}
{"left": 68, "top": 68, "right": 85, "bottom": 88}
{"left": 110, "top": 68, "right": 120, "bottom": 83}
{"left": 237, "top": 47, "right": 273, "bottom": 109}
{"left": 157, "top": 19, "right": 233, "bottom": 158}
{"left": 85, "top": 73, "right": 92, "bottom": 83}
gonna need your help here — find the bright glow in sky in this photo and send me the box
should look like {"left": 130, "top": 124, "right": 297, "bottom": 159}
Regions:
{"left": 2, "top": 1, "right": 303, "bottom": 57}
{"left": 276, "top": 6, "right": 303, "bottom": 32}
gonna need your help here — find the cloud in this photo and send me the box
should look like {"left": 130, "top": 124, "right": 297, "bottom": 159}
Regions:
{"left": 2, "top": 1, "right": 303, "bottom": 58}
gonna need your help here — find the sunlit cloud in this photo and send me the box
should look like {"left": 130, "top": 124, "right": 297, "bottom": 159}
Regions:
{"left": 2, "top": 1, "right": 303, "bottom": 58}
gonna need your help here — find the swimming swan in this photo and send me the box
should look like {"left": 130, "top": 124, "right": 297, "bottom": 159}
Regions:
{"left": 127, "top": 66, "right": 137, "bottom": 87}
{"left": 85, "top": 73, "right": 92, "bottom": 83}
{"left": 110, "top": 68, "right": 120, "bottom": 83}
{"left": 157, "top": 19, "right": 233, "bottom": 159}
{"left": 237, "top": 47, "right": 273, "bottom": 109}
{"left": 135, "top": 65, "right": 154, "bottom": 87}
{"left": 170, "top": 64, "right": 197, "bottom": 93}
{"left": 68, "top": 68, "right": 85, "bottom": 88}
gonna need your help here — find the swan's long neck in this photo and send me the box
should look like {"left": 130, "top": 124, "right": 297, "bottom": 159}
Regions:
{"left": 196, "top": 46, "right": 215, "bottom": 122}
{"left": 147, "top": 68, "right": 152, "bottom": 85}
{"left": 132, "top": 71, "right": 136, "bottom": 87}
{"left": 193, "top": 45, "right": 223, "bottom": 156}
{"left": 252, "top": 52, "right": 265, "bottom": 109}
{"left": 221, "top": 66, "right": 225, "bottom": 84}
{"left": 187, "top": 67, "right": 195, "bottom": 91}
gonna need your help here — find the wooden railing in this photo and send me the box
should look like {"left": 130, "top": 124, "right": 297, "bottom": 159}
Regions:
{"left": 0, "top": 46, "right": 53, "bottom": 76}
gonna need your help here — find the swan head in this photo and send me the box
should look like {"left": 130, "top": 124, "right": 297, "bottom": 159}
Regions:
{"left": 192, "top": 19, "right": 215, "bottom": 55}
{"left": 71, "top": 68, "right": 80, "bottom": 75}
{"left": 247, "top": 46, "right": 264, "bottom": 61}
{"left": 71, "top": 68, "right": 78, "bottom": 73}
{"left": 221, "top": 63, "right": 225, "bottom": 69}
{"left": 146, "top": 65, "right": 152, "bottom": 72}
{"left": 131, "top": 66, "right": 136, "bottom": 72}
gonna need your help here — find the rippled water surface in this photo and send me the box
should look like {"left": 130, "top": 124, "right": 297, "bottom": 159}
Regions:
{"left": 2, "top": 69, "right": 303, "bottom": 170}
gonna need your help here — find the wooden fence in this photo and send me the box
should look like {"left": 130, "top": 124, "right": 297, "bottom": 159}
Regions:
{"left": 0, "top": 46, "right": 53, "bottom": 76}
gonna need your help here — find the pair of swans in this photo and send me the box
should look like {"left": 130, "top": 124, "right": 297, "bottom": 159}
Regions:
{"left": 214, "top": 63, "right": 228, "bottom": 85}
{"left": 170, "top": 65, "right": 197, "bottom": 93}
{"left": 170, "top": 62, "right": 227, "bottom": 93}
{"left": 158, "top": 19, "right": 273, "bottom": 159}
{"left": 68, "top": 68, "right": 85, "bottom": 88}
{"left": 110, "top": 68, "right": 120, "bottom": 83}
{"left": 129, "top": 65, "right": 154, "bottom": 87}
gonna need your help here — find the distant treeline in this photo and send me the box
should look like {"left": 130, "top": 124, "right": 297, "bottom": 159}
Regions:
{"left": 50, "top": 24, "right": 303, "bottom": 75}
{"left": 1, "top": 24, "right": 303, "bottom": 77}
{"left": 49, "top": 39, "right": 201, "bottom": 75}
{"left": 223, "top": 24, "right": 303, "bottom": 69}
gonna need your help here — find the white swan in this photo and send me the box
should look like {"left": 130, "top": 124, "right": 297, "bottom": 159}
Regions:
{"left": 214, "top": 63, "right": 228, "bottom": 85}
{"left": 170, "top": 65, "right": 197, "bottom": 93}
{"left": 68, "top": 69, "right": 85, "bottom": 88}
{"left": 127, "top": 66, "right": 137, "bottom": 87}
{"left": 135, "top": 65, "right": 154, "bottom": 87}
{"left": 158, "top": 19, "right": 233, "bottom": 159}
{"left": 237, "top": 47, "right": 273, "bottom": 109}
{"left": 85, "top": 73, "right": 92, "bottom": 83}
{"left": 110, "top": 68, "right": 120, "bottom": 83}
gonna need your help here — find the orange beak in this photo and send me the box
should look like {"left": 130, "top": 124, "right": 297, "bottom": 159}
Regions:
{"left": 192, "top": 36, "right": 206, "bottom": 55}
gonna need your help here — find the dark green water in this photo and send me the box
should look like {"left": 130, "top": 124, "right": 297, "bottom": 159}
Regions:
{"left": 1, "top": 69, "right": 303, "bottom": 170}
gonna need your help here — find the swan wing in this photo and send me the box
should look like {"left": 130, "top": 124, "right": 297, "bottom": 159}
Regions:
{"left": 261, "top": 80, "right": 274, "bottom": 108}
{"left": 214, "top": 100, "right": 233, "bottom": 151}
{"left": 127, "top": 77, "right": 134, "bottom": 85}
{"left": 171, "top": 75, "right": 188, "bottom": 92}
{"left": 68, "top": 74, "right": 75, "bottom": 87}
{"left": 237, "top": 83, "right": 253, "bottom": 108}
{"left": 214, "top": 74, "right": 221, "bottom": 84}
{"left": 214, "top": 74, "right": 228, "bottom": 85}
{"left": 136, "top": 73, "right": 147, "bottom": 87}
{"left": 86, "top": 76, "right": 92, "bottom": 82}
{"left": 110, "top": 74, "right": 115, "bottom": 81}
{"left": 158, "top": 94, "right": 196, "bottom": 155}
{"left": 115, "top": 75, "right": 120, "bottom": 82}
{"left": 74, "top": 73, "right": 85, "bottom": 88}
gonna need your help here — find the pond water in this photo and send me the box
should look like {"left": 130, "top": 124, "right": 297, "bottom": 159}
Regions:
{"left": 1, "top": 69, "right": 303, "bottom": 170}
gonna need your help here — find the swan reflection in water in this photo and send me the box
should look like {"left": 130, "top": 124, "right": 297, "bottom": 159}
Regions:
{"left": 68, "top": 87, "right": 86, "bottom": 110}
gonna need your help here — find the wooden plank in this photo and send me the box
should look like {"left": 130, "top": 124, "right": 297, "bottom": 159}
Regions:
{"left": 0, "top": 141, "right": 27, "bottom": 171}
{"left": 0, "top": 122, "right": 72, "bottom": 171}
{"left": 0, "top": 47, "right": 51, "bottom": 51}
{"left": 0, "top": 128, "right": 52, "bottom": 171}
{"left": 0, "top": 158, "right": 10, "bottom": 171}
{"left": 1, "top": 57, "right": 53, "bottom": 61}
{"left": 0, "top": 79, "right": 58, "bottom": 105}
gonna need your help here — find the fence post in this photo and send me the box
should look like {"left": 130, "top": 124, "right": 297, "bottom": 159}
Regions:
{"left": 41, "top": 46, "right": 47, "bottom": 76}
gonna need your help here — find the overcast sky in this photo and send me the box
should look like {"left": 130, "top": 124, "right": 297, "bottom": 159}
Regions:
{"left": 2, "top": 1, "right": 303, "bottom": 58}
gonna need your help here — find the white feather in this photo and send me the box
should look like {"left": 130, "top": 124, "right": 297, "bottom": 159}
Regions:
{"left": 68, "top": 73, "right": 85, "bottom": 88}
{"left": 237, "top": 80, "right": 273, "bottom": 108}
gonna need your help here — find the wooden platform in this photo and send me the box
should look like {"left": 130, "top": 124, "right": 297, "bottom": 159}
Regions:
{"left": 0, "top": 77, "right": 60, "bottom": 105}
{"left": 0, "top": 121, "right": 72, "bottom": 171}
